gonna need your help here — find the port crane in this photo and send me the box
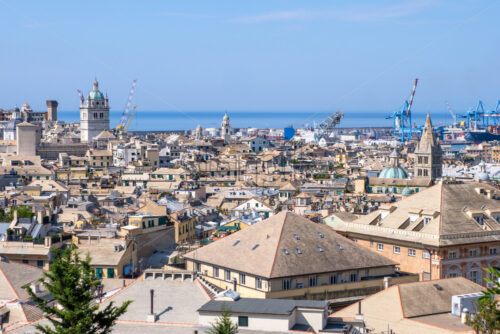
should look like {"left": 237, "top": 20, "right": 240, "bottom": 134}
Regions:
{"left": 386, "top": 78, "right": 418, "bottom": 142}
{"left": 314, "top": 110, "right": 344, "bottom": 141}
{"left": 116, "top": 80, "right": 137, "bottom": 131}
{"left": 123, "top": 105, "right": 137, "bottom": 133}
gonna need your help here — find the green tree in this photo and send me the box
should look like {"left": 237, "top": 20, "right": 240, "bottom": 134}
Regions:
{"left": 24, "top": 247, "right": 131, "bottom": 334}
{"left": 206, "top": 306, "right": 238, "bottom": 334}
{"left": 467, "top": 266, "right": 500, "bottom": 333}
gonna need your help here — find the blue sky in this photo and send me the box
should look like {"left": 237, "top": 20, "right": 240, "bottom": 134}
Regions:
{"left": 1, "top": 0, "right": 499, "bottom": 113}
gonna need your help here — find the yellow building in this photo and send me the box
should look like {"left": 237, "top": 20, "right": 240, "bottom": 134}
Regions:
{"left": 184, "top": 212, "right": 410, "bottom": 300}
{"left": 74, "top": 233, "right": 138, "bottom": 279}
{"left": 127, "top": 214, "right": 170, "bottom": 233}
{"left": 172, "top": 213, "right": 197, "bottom": 243}
{"left": 86, "top": 149, "right": 112, "bottom": 168}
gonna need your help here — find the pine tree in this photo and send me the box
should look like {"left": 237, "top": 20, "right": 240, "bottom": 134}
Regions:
{"left": 206, "top": 306, "right": 238, "bottom": 334}
{"left": 24, "top": 246, "right": 131, "bottom": 334}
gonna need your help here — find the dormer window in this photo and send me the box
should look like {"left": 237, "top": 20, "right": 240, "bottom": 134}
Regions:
{"left": 474, "top": 215, "right": 483, "bottom": 225}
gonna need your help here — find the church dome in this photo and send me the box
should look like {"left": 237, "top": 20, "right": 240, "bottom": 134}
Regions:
{"left": 379, "top": 166, "right": 409, "bottom": 179}
{"left": 401, "top": 187, "right": 413, "bottom": 196}
{"left": 89, "top": 80, "right": 105, "bottom": 100}
{"left": 89, "top": 90, "right": 105, "bottom": 100}
{"left": 475, "top": 172, "right": 489, "bottom": 181}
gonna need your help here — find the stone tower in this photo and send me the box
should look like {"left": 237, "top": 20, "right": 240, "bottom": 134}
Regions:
{"left": 46, "top": 100, "right": 58, "bottom": 121}
{"left": 221, "top": 112, "right": 231, "bottom": 144}
{"left": 414, "top": 113, "right": 442, "bottom": 180}
{"left": 16, "top": 121, "right": 39, "bottom": 156}
{"left": 80, "top": 80, "right": 110, "bottom": 142}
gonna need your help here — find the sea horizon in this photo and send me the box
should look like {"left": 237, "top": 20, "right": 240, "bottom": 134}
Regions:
{"left": 58, "top": 110, "right": 454, "bottom": 131}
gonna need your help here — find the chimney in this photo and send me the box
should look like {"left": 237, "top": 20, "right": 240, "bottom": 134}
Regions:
{"left": 30, "top": 282, "right": 40, "bottom": 293}
{"left": 355, "top": 301, "right": 364, "bottom": 321}
{"left": 383, "top": 276, "right": 392, "bottom": 289}
{"left": 461, "top": 308, "right": 469, "bottom": 324}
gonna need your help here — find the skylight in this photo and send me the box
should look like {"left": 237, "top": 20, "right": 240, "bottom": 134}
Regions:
{"left": 233, "top": 240, "right": 240, "bottom": 246}
{"left": 293, "top": 234, "right": 300, "bottom": 240}
{"left": 283, "top": 249, "right": 289, "bottom": 255}
{"left": 336, "top": 244, "right": 344, "bottom": 250}
{"left": 318, "top": 232, "right": 324, "bottom": 238}
{"left": 317, "top": 246, "right": 323, "bottom": 252}
{"left": 252, "top": 244, "right": 260, "bottom": 251}
{"left": 295, "top": 248, "right": 302, "bottom": 254}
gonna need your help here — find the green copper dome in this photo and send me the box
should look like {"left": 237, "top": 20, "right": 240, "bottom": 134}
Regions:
{"left": 379, "top": 167, "right": 409, "bottom": 179}
{"left": 401, "top": 187, "right": 413, "bottom": 196}
{"left": 89, "top": 90, "right": 104, "bottom": 100}
{"left": 89, "top": 80, "right": 105, "bottom": 100}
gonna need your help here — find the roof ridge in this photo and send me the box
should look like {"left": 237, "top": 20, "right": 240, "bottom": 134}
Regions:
{"left": 268, "top": 211, "right": 288, "bottom": 278}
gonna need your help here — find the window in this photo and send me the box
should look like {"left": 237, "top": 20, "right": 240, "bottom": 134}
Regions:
{"left": 350, "top": 272, "right": 358, "bottom": 282}
{"left": 96, "top": 268, "right": 103, "bottom": 279}
{"left": 240, "top": 273, "right": 246, "bottom": 285}
{"left": 423, "top": 217, "right": 431, "bottom": 226}
{"left": 447, "top": 273, "right": 459, "bottom": 278}
{"left": 370, "top": 240, "right": 374, "bottom": 247}
{"left": 490, "top": 248, "right": 498, "bottom": 255}
{"left": 238, "top": 316, "right": 249, "bottom": 327}
{"left": 408, "top": 249, "right": 416, "bottom": 257}
{"left": 256, "top": 277, "right": 262, "bottom": 290}
{"left": 214, "top": 266, "right": 219, "bottom": 278}
{"left": 468, "top": 270, "right": 479, "bottom": 284}
{"left": 22, "top": 259, "right": 29, "bottom": 264}
{"left": 37, "top": 260, "right": 44, "bottom": 268}
{"left": 377, "top": 243, "right": 384, "bottom": 251}
{"left": 225, "top": 269, "right": 231, "bottom": 281}
{"left": 469, "top": 249, "right": 478, "bottom": 257}
{"left": 309, "top": 276, "right": 318, "bottom": 287}
{"left": 196, "top": 262, "right": 201, "bottom": 273}
{"left": 448, "top": 251, "right": 457, "bottom": 259}
{"left": 282, "top": 279, "right": 292, "bottom": 290}
{"left": 393, "top": 246, "right": 401, "bottom": 254}
{"left": 422, "top": 250, "right": 431, "bottom": 259}
{"left": 107, "top": 268, "right": 115, "bottom": 279}
{"left": 330, "top": 274, "right": 339, "bottom": 284}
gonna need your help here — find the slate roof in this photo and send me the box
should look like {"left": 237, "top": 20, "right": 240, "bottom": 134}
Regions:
{"left": 184, "top": 211, "right": 396, "bottom": 279}
{"left": 335, "top": 182, "right": 500, "bottom": 247}
{"left": 198, "top": 298, "right": 327, "bottom": 315}
{"left": 399, "top": 277, "right": 482, "bottom": 318}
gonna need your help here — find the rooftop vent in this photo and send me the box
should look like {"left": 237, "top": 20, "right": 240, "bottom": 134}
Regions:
{"left": 317, "top": 246, "right": 323, "bottom": 252}
{"left": 296, "top": 248, "right": 302, "bottom": 254}
{"left": 336, "top": 243, "right": 344, "bottom": 251}
{"left": 318, "top": 232, "right": 324, "bottom": 238}
{"left": 283, "top": 249, "right": 289, "bottom": 255}
{"left": 293, "top": 234, "right": 300, "bottom": 240}
{"left": 252, "top": 244, "right": 260, "bottom": 251}
{"left": 233, "top": 240, "right": 240, "bottom": 246}
{"left": 434, "top": 283, "right": 443, "bottom": 291}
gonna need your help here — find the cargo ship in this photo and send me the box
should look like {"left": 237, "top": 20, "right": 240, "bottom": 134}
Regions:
{"left": 466, "top": 129, "right": 500, "bottom": 142}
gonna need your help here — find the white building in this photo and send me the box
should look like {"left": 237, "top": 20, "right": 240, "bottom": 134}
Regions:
{"left": 80, "top": 80, "right": 110, "bottom": 142}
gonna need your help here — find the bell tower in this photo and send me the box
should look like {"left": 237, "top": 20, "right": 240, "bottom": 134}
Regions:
{"left": 414, "top": 113, "right": 442, "bottom": 180}
{"left": 80, "top": 80, "right": 110, "bottom": 142}
{"left": 221, "top": 112, "right": 231, "bottom": 144}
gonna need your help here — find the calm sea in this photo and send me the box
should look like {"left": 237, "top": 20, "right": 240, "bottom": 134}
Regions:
{"left": 58, "top": 110, "right": 452, "bottom": 131}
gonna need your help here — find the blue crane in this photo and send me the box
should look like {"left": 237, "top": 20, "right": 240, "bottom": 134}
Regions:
{"left": 386, "top": 78, "right": 418, "bottom": 142}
